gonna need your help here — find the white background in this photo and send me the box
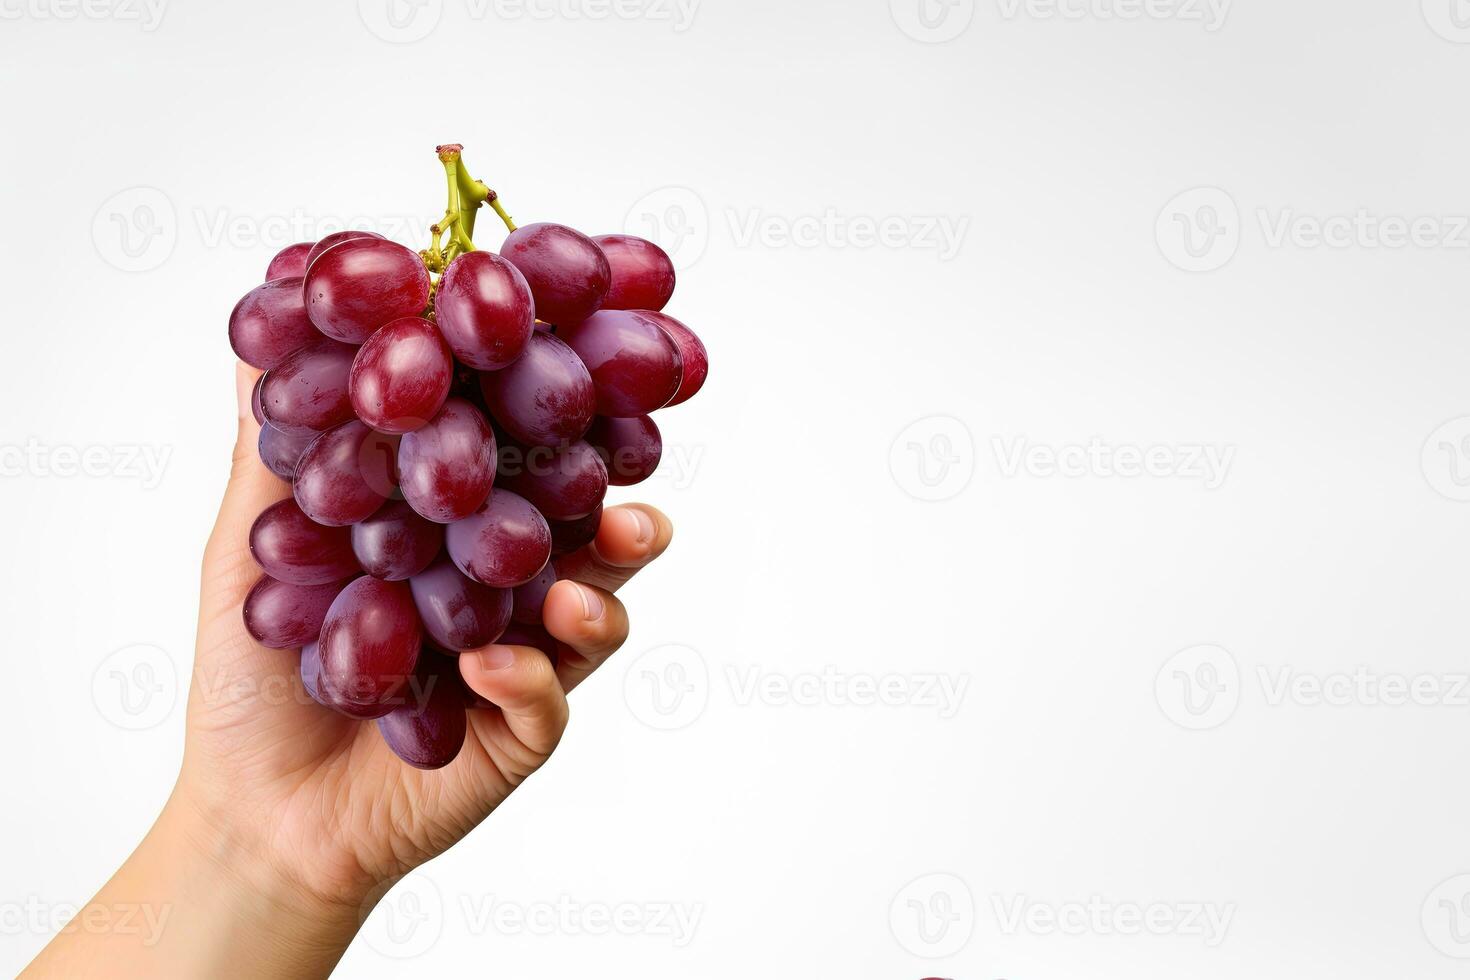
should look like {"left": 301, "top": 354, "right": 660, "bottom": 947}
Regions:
{"left": 3, "top": 0, "right": 1470, "bottom": 976}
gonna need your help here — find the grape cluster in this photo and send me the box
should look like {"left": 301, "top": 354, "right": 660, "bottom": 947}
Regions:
{"left": 230, "top": 207, "right": 707, "bottom": 770}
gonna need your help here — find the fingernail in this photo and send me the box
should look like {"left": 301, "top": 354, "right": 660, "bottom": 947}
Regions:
{"left": 574, "top": 582, "right": 605, "bottom": 622}
{"left": 479, "top": 646, "right": 516, "bottom": 671}
{"left": 623, "top": 507, "right": 655, "bottom": 544}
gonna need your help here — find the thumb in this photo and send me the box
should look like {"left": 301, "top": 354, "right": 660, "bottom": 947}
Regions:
{"left": 199, "top": 363, "right": 293, "bottom": 626}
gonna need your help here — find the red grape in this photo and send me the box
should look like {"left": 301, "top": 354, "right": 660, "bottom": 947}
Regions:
{"left": 258, "top": 423, "right": 317, "bottom": 481}
{"left": 645, "top": 311, "right": 708, "bottom": 407}
{"left": 304, "top": 230, "right": 384, "bottom": 271}
{"left": 549, "top": 503, "right": 602, "bottom": 557}
{"left": 558, "top": 310, "right": 682, "bottom": 417}
{"left": 250, "top": 374, "right": 266, "bottom": 425}
{"left": 317, "top": 577, "right": 422, "bottom": 709}
{"left": 511, "top": 562, "right": 558, "bottom": 625}
{"left": 249, "top": 498, "right": 359, "bottom": 585}
{"left": 293, "top": 421, "right": 400, "bottom": 526}
{"left": 433, "top": 251, "right": 535, "bottom": 370}
{"left": 305, "top": 238, "right": 431, "bottom": 344}
{"left": 594, "top": 234, "right": 675, "bottom": 312}
{"left": 243, "top": 576, "right": 346, "bottom": 649}
{"left": 409, "top": 556, "right": 512, "bottom": 651}
{"left": 351, "top": 499, "right": 444, "bottom": 581}
{"left": 478, "top": 331, "right": 595, "bottom": 447}
{"left": 349, "top": 316, "right": 454, "bottom": 434}
{"left": 259, "top": 338, "right": 358, "bottom": 433}
{"left": 398, "top": 397, "right": 496, "bottom": 523}
{"left": 229, "top": 278, "right": 318, "bottom": 371}
{"left": 500, "top": 440, "right": 607, "bottom": 521}
{"left": 265, "top": 242, "right": 314, "bottom": 280}
{"left": 378, "top": 657, "right": 468, "bottom": 769}
{"left": 586, "top": 415, "right": 662, "bottom": 486}
{"left": 446, "top": 489, "right": 552, "bottom": 588}
{"left": 500, "top": 223, "right": 610, "bottom": 325}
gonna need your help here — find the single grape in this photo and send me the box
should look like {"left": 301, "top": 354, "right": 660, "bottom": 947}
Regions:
{"left": 446, "top": 489, "right": 552, "bottom": 588}
{"left": 303, "top": 229, "right": 384, "bottom": 271}
{"left": 378, "top": 657, "right": 468, "bottom": 770}
{"left": 317, "top": 576, "right": 422, "bottom": 709}
{"left": 499, "top": 440, "right": 607, "bottom": 521}
{"left": 499, "top": 223, "right": 610, "bottom": 325}
{"left": 409, "top": 556, "right": 512, "bottom": 651}
{"left": 593, "top": 234, "right": 675, "bottom": 312}
{"left": 305, "top": 238, "right": 431, "bottom": 344}
{"left": 293, "top": 421, "right": 400, "bottom": 526}
{"left": 250, "top": 374, "right": 266, "bottom": 425}
{"left": 548, "top": 503, "right": 602, "bottom": 557}
{"left": 478, "top": 331, "right": 595, "bottom": 447}
{"left": 585, "top": 415, "right": 662, "bottom": 486}
{"left": 349, "top": 316, "right": 454, "bottom": 433}
{"left": 229, "top": 278, "right": 319, "bottom": 371}
{"left": 558, "top": 310, "right": 682, "bottom": 417}
{"left": 511, "top": 562, "right": 558, "bottom": 625}
{"left": 304, "top": 638, "right": 397, "bottom": 719}
{"left": 352, "top": 500, "right": 444, "bottom": 581}
{"left": 265, "top": 242, "right": 314, "bottom": 281}
{"left": 644, "top": 311, "right": 708, "bottom": 407}
{"left": 249, "top": 498, "right": 359, "bottom": 585}
{"left": 433, "top": 251, "right": 535, "bottom": 370}
{"left": 259, "top": 338, "right": 358, "bottom": 433}
{"left": 398, "top": 398, "right": 496, "bottom": 523}
{"left": 243, "top": 576, "right": 347, "bottom": 650}
{"left": 258, "top": 423, "right": 318, "bottom": 481}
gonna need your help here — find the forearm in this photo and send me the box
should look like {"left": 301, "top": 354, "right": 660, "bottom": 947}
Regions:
{"left": 21, "top": 793, "right": 365, "bottom": 980}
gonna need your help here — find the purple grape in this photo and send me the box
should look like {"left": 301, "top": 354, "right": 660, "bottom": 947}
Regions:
{"left": 558, "top": 310, "right": 682, "bottom": 417}
{"left": 511, "top": 562, "right": 558, "bottom": 625}
{"left": 305, "top": 238, "right": 431, "bottom": 344}
{"left": 258, "top": 423, "right": 318, "bottom": 481}
{"left": 585, "top": 415, "right": 662, "bottom": 486}
{"left": 446, "top": 489, "right": 552, "bottom": 588}
{"left": 250, "top": 374, "right": 266, "bottom": 425}
{"left": 317, "top": 577, "right": 422, "bottom": 709}
{"left": 352, "top": 500, "right": 444, "bottom": 581}
{"left": 645, "top": 311, "right": 708, "bottom": 407}
{"left": 349, "top": 316, "right": 454, "bottom": 434}
{"left": 500, "top": 440, "right": 607, "bottom": 522}
{"left": 478, "top": 331, "right": 595, "bottom": 447}
{"left": 293, "top": 421, "right": 400, "bottom": 527}
{"left": 249, "top": 498, "right": 359, "bottom": 585}
{"left": 498, "top": 623, "right": 561, "bottom": 667}
{"left": 499, "top": 223, "right": 610, "bottom": 325}
{"left": 229, "top": 278, "right": 318, "bottom": 371}
{"left": 243, "top": 576, "right": 346, "bottom": 649}
{"left": 594, "top": 234, "right": 675, "bottom": 312}
{"left": 303, "top": 229, "right": 385, "bottom": 272}
{"left": 303, "top": 639, "right": 396, "bottom": 719}
{"left": 259, "top": 338, "right": 358, "bottom": 433}
{"left": 549, "top": 504, "right": 602, "bottom": 557}
{"left": 378, "top": 657, "right": 468, "bottom": 770}
{"left": 397, "top": 398, "right": 496, "bottom": 524}
{"left": 265, "top": 242, "right": 314, "bottom": 281}
{"left": 409, "top": 556, "right": 512, "bottom": 651}
{"left": 433, "top": 251, "right": 535, "bottom": 370}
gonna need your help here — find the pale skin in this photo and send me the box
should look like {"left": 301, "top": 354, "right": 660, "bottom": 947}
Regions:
{"left": 22, "top": 365, "right": 675, "bottom": 979}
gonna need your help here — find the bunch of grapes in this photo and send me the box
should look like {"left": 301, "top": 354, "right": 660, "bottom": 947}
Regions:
{"left": 228, "top": 145, "right": 708, "bottom": 770}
